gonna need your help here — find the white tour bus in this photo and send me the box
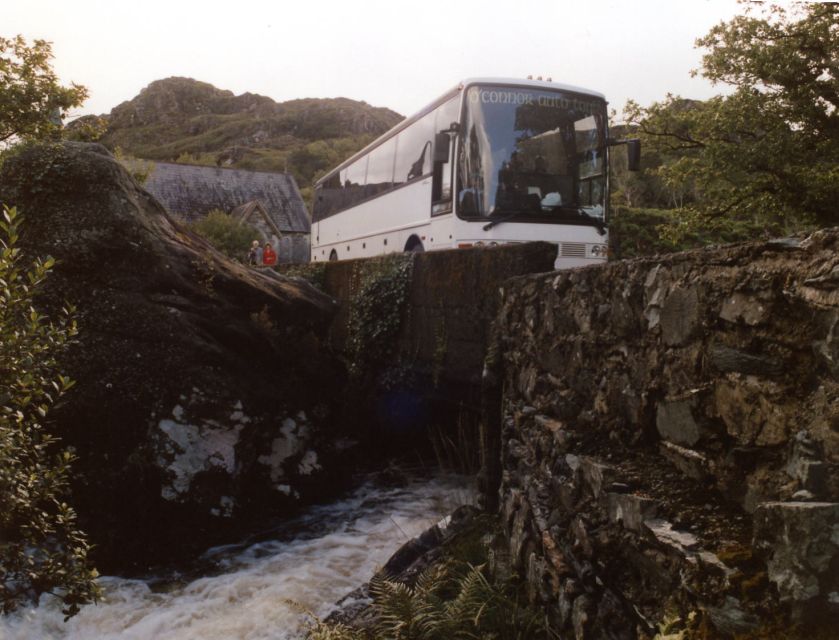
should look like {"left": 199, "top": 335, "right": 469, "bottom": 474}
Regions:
{"left": 311, "top": 77, "right": 638, "bottom": 268}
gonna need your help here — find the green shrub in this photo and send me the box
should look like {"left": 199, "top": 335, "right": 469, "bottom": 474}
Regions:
{"left": 608, "top": 204, "right": 780, "bottom": 260}
{"left": 188, "top": 209, "right": 260, "bottom": 261}
{"left": 112, "top": 147, "right": 155, "bottom": 185}
{"left": 0, "top": 205, "right": 100, "bottom": 618}
{"left": 608, "top": 206, "right": 688, "bottom": 259}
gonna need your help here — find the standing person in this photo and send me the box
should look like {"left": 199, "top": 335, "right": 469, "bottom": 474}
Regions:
{"left": 248, "top": 240, "right": 263, "bottom": 266}
{"left": 262, "top": 242, "right": 277, "bottom": 266}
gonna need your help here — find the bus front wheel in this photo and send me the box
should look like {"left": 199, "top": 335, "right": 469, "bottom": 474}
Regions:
{"left": 329, "top": 249, "right": 338, "bottom": 261}
{"left": 405, "top": 237, "right": 424, "bottom": 253}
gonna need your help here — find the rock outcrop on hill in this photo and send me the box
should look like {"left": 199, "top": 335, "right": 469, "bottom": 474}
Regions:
{"left": 0, "top": 142, "right": 346, "bottom": 571}
{"left": 93, "top": 77, "right": 403, "bottom": 187}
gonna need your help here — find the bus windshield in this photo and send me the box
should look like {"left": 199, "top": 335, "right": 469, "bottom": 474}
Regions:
{"left": 458, "top": 85, "right": 608, "bottom": 225}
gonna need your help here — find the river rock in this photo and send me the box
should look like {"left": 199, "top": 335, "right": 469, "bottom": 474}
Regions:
{"left": 0, "top": 142, "right": 344, "bottom": 571}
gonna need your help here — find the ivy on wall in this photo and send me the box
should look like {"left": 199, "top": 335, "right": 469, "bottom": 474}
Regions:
{"left": 345, "top": 254, "right": 413, "bottom": 381}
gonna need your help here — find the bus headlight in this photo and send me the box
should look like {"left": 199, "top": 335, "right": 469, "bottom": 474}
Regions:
{"left": 590, "top": 244, "right": 608, "bottom": 258}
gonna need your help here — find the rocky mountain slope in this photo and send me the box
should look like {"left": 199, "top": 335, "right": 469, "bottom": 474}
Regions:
{"left": 95, "top": 77, "right": 403, "bottom": 193}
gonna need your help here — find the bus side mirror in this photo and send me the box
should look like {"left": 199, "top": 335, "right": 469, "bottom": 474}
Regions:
{"left": 434, "top": 133, "right": 450, "bottom": 164}
{"left": 627, "top": 139, "right": 641, "bottom": 171}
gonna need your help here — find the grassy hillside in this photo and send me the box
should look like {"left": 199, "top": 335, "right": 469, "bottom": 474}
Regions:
{"left": 97, "top": 77, "right": 404, "bottom": 201}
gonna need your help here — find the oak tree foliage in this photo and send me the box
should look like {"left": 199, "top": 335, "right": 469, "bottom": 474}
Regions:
{"left": 0, "top": 36, "right": 88, "bottom": 145}
{"left": 622, "top": 2, "right": 839, "bottom": 242}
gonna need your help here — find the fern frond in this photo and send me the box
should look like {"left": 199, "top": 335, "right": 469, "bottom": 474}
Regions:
{"left": 371, "top": 578, "right": 420, "bottom": 639}
{"left": 444, "top": 564, "right": 496, "bottom": 629}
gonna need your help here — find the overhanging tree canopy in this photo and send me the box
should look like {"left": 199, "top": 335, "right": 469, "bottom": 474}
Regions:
{"left": 624, "top": 2, "right": 839, "bottom": 239}
{"left": 0, "top": 35, "right": 88, "bottom": 145}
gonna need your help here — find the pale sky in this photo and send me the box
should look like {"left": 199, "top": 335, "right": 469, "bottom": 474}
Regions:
{"left": 3, "top": 0, "right": 747, "bottom": 122}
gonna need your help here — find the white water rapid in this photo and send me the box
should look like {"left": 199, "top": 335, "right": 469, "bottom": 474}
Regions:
{"left": 0, "top": 474, "right": 473, "bottom": 640}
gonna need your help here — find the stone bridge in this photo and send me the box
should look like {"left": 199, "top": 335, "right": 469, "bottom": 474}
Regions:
{"left": 290, "top": 231, "right": 839, "bottom": 637}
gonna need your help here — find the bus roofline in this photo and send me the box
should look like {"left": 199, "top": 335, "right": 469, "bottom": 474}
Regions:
{"left": 313, "top": 77, "right": 606, "bottom": 189}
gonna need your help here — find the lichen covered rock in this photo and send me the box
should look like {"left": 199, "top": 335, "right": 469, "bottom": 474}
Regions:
{"left": 0, "top": 142, "right": 344, "bottom": 570}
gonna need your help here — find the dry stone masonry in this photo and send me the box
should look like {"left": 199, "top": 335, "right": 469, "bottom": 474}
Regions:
{"left": 490, "top": 231, "right": 839, "bottom": 637}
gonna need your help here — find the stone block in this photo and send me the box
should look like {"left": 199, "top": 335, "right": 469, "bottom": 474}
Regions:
{"left": 643, "top": 264, "right": 666, "bottom": 330}
{"left": 705, "top": 596, "right": 760, "bottom": 635}
{"left": 813, "top": 310, "right": 839, "bottom": 378}
{"left": 610, "top": 288, "right": 640, "bottom": 337}
{"left": 607, "top": 492, "right": 658, "bottom": 533}
{"left": 509, "top": 497, "right": 532, "bottom": 571}
{"left": 534, "top": 414, "right": 569, "bottom": 450}
{"left": 643, "top": 518, "right": 700, "bottom": 556}
{"left": 571, "top": 516, "right": 594, "bottom": 557}
{"left": 753, "top": 501, "right": 839, "bottom": 602}
{"left": 578, "top": 456, "right": 614, "bottom": 499}
{"left": 572, "top": 593, "right": 594, "bottom": 640}
{"left": 502, "top": 488, "right": 523, "bottom": 530}
{"left": 541, "top": 530, "right": 569, "bottom": 576}
{"left": 709, "top": 343, "right": 783, "bottom": 377}
{"left": 743, "top": 467, "right": 776, "bottom": 513}
{"left": 719, "top": 292, "right": 768, "bottom": 326}
{"left": 526, "top": 551, "right": 551, "bottom": 603}
{"left": 714, "top": 375, "right": 790, "bottom": 446}
{"left": 660, "top": 286, "right": 700, "bottom": 346}
{"left": 786, "top": 430, "right": 828, "bottom": 495}
{"left": 656, "top": 398, "right": 701, "bottom": 446}
{"left": 557, "top": 578, "right": 581, "bottom": 629}
{"left": 659, "top": 441, "right": 710, "bottom": 481}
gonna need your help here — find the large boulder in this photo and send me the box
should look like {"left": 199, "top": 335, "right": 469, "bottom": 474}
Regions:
{"left": 0, "top": 142, "right": 346, "bottom": 571}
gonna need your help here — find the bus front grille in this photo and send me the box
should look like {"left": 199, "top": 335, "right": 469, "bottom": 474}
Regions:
{"left": 560, "top": 242, "right": 586, "bottom": 257}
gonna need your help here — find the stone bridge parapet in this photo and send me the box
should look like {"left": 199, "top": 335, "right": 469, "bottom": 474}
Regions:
{"left": 490, "top": 229, "right": 839, "bottom": 637}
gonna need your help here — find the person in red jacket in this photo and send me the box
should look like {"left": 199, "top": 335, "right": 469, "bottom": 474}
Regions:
{"left": 262, "top": 242, "right": 277, "bottom": 266}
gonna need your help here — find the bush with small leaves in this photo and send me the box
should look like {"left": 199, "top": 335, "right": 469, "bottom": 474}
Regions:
{"left": 0, "top": 205, "right": 100, "bottom": 618}
{"left": 188, "top": 209, "right": 261, "bottom": 261}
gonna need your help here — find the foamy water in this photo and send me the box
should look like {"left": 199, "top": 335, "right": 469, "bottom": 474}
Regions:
{"left": 0, "top": 475, "right": 473, "bottom": 640}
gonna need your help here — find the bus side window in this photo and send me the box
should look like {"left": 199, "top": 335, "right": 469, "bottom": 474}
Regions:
{"left": 340, "top": 157, "right": 367, "bottom": 211}
{"left": 315, "top": 173, "right": 342, "bottom": 221}
{"left": 365, "top": 136, "right": 397, "bottom": 198}
{"left": 432, "top": 96, "right": 459, "bottom": 213}
{"left": 394, "top": 111, "right": 435, "bottom": 187}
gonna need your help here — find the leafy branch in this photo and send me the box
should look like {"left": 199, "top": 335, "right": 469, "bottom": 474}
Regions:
{"left": 0, "top": 204, "right": 100, "bottom": 618}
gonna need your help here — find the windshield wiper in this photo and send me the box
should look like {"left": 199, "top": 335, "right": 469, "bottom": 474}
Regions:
{"left": 574, "top": 208, "right": 607, "bottom": 236}
{"left": 482, "top": 211, "right": 524, "bottom": 231}
{"left": 547, "top": 205, "right": 607, "bottom": 236}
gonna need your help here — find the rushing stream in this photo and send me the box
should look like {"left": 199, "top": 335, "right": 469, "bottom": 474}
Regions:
{"left": 0, "top": 474, "right": 473, "bottom": 640}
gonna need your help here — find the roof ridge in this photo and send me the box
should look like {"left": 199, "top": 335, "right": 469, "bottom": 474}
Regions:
{"left": 144, "top": 159, "right": 294, "bottom": 178}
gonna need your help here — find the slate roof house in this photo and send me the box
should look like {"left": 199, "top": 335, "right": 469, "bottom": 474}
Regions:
{"left": 142, "top": 162, "right": 311, "bottom": 263}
